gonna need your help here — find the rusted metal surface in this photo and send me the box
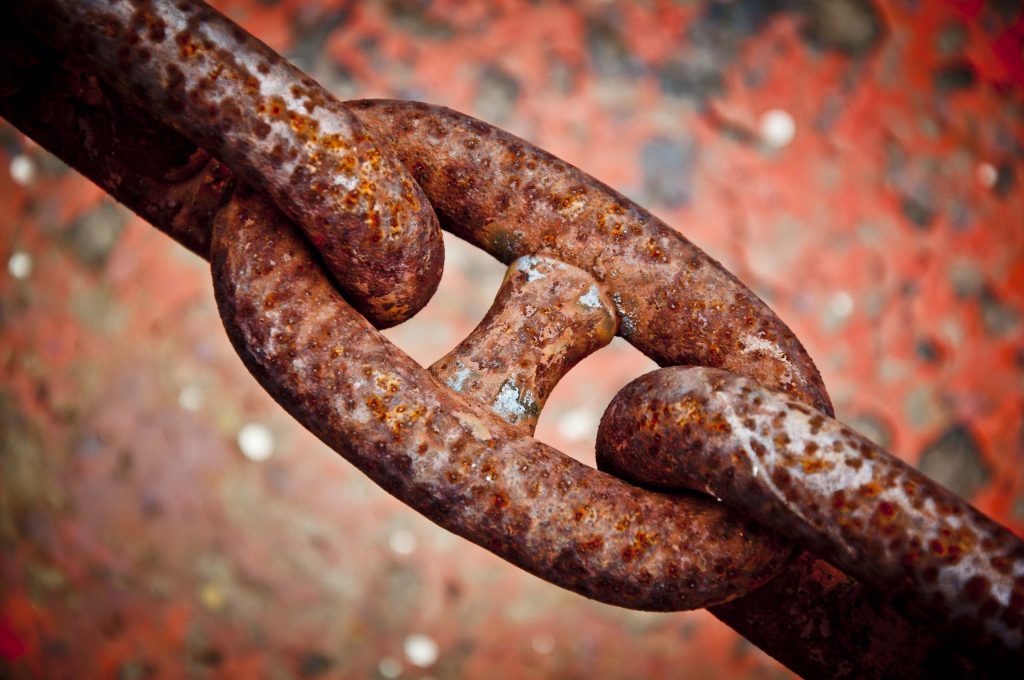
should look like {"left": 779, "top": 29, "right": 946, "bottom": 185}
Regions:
{"left": 430, "top": 255, "right": 617, "bottom": 434}
{"left": 15, "top": 0, "right": 443, "bottom": 328}
{"left": 210, "top": 189, "right": 793, "bottom": 611}
{"left": 1, "top": 68, "right": 951, "bottom": 675}
{"left": 597, "top": 366, "right": 1024, "bottom": 664}
{"left": 0, "top": 20, "right": 225, "bottom": 258}
{"left": 1, "top": 33, "right": 798, "bottom": 615}
{"left": 349, "top": 99, "right": 834, "bottom": 417}
{"left": 0, "top": 13, "right": 944, "bottom": 680}
{"left": 345, "top": 99, "right": 979, "bottom": 677}
{"left": 4, "top": 2, "right": 1019, "bottom": 675}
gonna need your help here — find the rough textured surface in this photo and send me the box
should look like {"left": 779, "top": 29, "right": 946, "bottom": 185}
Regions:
{"left": 2, "top": 0, "right": 1022, "bottom": 678}
{"left": 430, "top": 255, "right": 618, "bottom": 434}
{"left": 598, "top": 366, "right": 1024, "bottom": 664}
{"left": 211, "top": 189, "right": 792, "bottom": 612}
{"left": 349, "top": 99, "right": 833, "bottom": 417}
{"left": 15, "top": 0, "right": 443, "bottom": 328}
{"left": 1, "top": 62, "right": 954, "bottom": 672}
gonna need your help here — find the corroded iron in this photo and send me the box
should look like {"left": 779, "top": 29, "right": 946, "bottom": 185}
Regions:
{"left": 211, "top": 189, "right": 793, "bottom": 611}
{"left": 430, "top": 255, "right": 618, "bottom": 434}
{"left": 15, "top": 0, "right": 444, "bottom": 328}
{"left": 597, "top": 367, "right": 1024, "bottom": 661}
{"left": 0, "top": 30, "right": 951, "bottom": 680}
{"left": 3, "top": 1, "right": 1019, "bottom": 677}
{"left": 348, "top": 99, "right": 833, "bottom": 415}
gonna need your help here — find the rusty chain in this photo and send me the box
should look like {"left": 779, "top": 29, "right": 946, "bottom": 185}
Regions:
{"left": 3, "top": 0, "right": 1022, "bottom": 677}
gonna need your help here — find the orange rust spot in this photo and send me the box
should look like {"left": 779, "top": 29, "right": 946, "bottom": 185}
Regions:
{"left": 644, "top": 238, "right": 663, "bottom": 259}
{"left": 634, "top": 530, "right": 657, "bottom": 549}
{"left": 366, "top": 396, "right": 387, "bottom": 421}
{"left": 858, "top": 481, "right": 882, "bottom": 497}
{"left": 176, "top": 32, "right": 199, "bottom": 58}
{"left": 573, "top": 505, "right": 591, "bottom": 522}
{"left": 801, "top": 457, "right": 835, "bottom": 474}
{"left": 672, "top": 395, "right": 706, "bottom": 426}
{"left": 264, "top": 96, "right": 287, "bottom": 118}
{"left": 374, "top": 374, "right": 400, "bottom": 393}
{"left": 709, "top": 415, "right": 731, "bottom": 433}
{"left": 621, "top": 530, "right": 658, "bottom": 562}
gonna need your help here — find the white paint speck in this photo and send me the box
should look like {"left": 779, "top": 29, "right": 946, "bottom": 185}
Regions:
{"left": 578, "top": 284, "right": 602, "bottom": 309}
{"left": 557, "top": 407, "right": 596, "bottom": 442}
{"left": 389, "top": 529, "right": 417, "bottom": 556}
{"left": 610, "top": 292, "right": 636, "bottom": 336}
{"left": 238, "top": 423, "right": 274, "bottom": 461}
{"left": 828, "top": 291, "right": 854, "bottom": 319}
{"left": 378, "top": 657, "right": 402, "bottom": 678}
{"left": 7, "top": 251, "right": 32, "bottom": 280}
{"left": 531, "top": 633, "right": 556, "bottom": 654}
{"left": 9, "top": 154, "right": 37, "bottom": 187}
{"left": 740, "top": 333, "right": 790, "bottom": 366}
{"left": 515, "top": 255, "right": 546, "bottom": 282}
{"left": 976, "top": 162, "right": 998, "bottom": 188}
{"left": 759, "top": 109, "right": 796, "bottom": 148}
{"left": 446, "top": 364, "right": 472, "bottom": 393}
{"left": 403, "top": 634, "right": 439, "bottom": 668}
{"left": 178, "top": 385, "right": 203, "bottom": 412}
{"left": 493, "top": 381, "right": 527, "bottom": 421}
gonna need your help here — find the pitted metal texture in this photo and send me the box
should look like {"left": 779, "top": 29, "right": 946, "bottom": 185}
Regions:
{"left": 210, "top": 189, "right": 794, "bottom": 612}
{"left": 597, "top": 366, "right": 1024, "bottom": 657}
{"left": 15, "top": 0, "right": 444, "bottom": 328}
{"left": 3, "top": 1, "right": 1020, "bottom": 677}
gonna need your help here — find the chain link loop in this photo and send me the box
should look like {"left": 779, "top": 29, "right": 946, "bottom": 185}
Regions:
{"left": 4, "top": 0, "right": 1022, "bottom": 676}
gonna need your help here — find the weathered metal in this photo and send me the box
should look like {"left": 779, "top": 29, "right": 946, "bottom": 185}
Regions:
{"left": 0, "top": 38, "right": 935, "bottom": 680}
{"left": 348, "top": 99, "right": 833, "bottom": 414}
{"left": 212, "top": 188, "right": 795, "bottom": 611}
{"left": 430, "top": 255, "right": 618, "bottom": 434}
{"left": 597, "top": 366, "right": 1024, "bottom": 662}
{"left": 15, "top": 0, "right": 444, "bottom": 328}
{"left": 3, "top": 1, "right": 1017, "bottom": 677}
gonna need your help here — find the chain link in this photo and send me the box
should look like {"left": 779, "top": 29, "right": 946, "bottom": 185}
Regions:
{"left": 4, "top": 0, "right": 1022, "bottom": 676}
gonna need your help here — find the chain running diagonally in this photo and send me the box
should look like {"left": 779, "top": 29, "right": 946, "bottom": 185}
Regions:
{"left": 3, "top": 1, "right": 1022, "bottom": 677}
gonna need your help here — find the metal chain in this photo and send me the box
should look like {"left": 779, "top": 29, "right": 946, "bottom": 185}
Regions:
{"left": 3, "top": 0, "right": 1022, "bottom": 677}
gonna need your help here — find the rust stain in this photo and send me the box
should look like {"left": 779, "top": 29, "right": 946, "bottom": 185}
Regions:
{"left": 597, "top": 366, "right": 1024, "bottom": 665}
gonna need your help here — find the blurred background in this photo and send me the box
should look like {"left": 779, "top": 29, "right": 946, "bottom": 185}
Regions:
{"left": 1, "top": 0, "right": 1022, "bottom": 678}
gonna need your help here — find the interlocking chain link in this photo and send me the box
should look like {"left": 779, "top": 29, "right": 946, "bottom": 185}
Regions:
{"left": 4, "top": 1, "right": 1022, "bottom": 677}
